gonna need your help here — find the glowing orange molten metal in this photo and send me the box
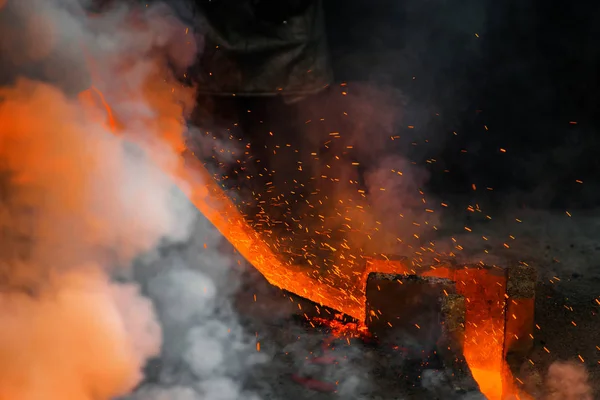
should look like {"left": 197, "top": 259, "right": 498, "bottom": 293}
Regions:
{"left": 81, "top": 87, "right": 517, "bottom": 400}
{"left": 176, "top": 152, "right": 367, "bottom": 318}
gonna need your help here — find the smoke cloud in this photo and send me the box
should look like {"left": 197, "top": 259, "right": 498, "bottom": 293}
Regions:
{"left": 0, "top": 0, "right": 264, "bottom": 399}
{"left": 0, "top": 75, "right": 175, "bottom": 399}
{"left": 543, "top": 361, "right": 593, "bottom": 400}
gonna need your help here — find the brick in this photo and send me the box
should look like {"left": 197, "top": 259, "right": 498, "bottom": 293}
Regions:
{"left": 365, "top": 273, "right": 454, "bottom": 349}
{"left": 365, "top": 273, "right": 482, "bottom": 394}
{"left": 506, "top": 262, "right": 536, "bottom": 299}
{"left": 363, "top": 257, "right": 538, "bottom": 400}
{"left": 503, "top": 262, "right": 537, "bottom": 398}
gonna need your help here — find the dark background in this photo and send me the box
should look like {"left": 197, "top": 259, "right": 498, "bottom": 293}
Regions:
{"left": 323, "top": 0, "right": 600, "bottom": 211}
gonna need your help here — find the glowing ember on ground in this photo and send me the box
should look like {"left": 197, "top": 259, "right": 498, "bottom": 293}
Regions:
{"left": 311, "top": 314, "right": 370, "bottom": 339}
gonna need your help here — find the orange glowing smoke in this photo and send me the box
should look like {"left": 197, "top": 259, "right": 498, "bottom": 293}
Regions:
{"left": 0, "top": 270, "right": 161, "bottom": 400}
{"left": 0, "top": 79, "right": 169, "bottom": 400}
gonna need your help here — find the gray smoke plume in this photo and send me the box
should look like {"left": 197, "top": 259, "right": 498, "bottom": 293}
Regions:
{"left": 127, "top": 215, "right": 269, "bottom": 400}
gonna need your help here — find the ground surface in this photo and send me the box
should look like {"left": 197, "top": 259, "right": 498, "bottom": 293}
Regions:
{"left": 236, "top": 269, "right": 483, "bottom": 400}
{"left": 236, "top": 207, "right": 600, "bottom": 399}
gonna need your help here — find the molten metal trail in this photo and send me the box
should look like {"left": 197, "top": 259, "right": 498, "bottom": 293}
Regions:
{"left": 178, "top": 150, "right": 366, "bottom": 319}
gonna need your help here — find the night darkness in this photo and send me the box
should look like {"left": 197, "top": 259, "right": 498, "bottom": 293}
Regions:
{"left": 324, "top": 0, "right": 600, "bottom": 211}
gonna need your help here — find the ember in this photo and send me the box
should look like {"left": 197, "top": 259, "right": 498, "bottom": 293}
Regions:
{"left": 311, "top": 315, "right": 370, "bottom": 340}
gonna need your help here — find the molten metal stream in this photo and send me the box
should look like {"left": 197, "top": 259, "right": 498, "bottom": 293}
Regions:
{"left": 177, "top": 151, "right": 365, "bottom": 319}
